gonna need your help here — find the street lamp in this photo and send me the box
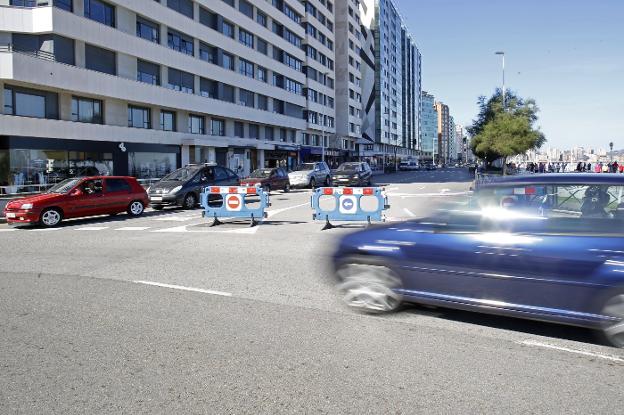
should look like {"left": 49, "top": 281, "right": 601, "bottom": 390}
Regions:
{"left": 495, "top": 51, "right": 505, "bottom": 110}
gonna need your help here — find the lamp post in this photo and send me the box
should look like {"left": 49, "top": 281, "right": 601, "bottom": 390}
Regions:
{"left": 495, "top": 51, "right": 506, "bottom": 110}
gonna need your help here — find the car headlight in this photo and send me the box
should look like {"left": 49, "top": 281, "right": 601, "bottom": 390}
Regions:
{"left": 354, "top": 174, "right": 359, "bottom": 179}
{"left": 20, "top": 203, "right": 33, "bottom": 210}
{"left": 169, "top": 185, "right": 182, "bottom": 194}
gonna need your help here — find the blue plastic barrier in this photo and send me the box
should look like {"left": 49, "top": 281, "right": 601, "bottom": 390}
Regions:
{"left": 311, "top": 187, "right": 390, "bottom": 230}
{"left": 200, "top": 185, "right": 269, "bottom": 227}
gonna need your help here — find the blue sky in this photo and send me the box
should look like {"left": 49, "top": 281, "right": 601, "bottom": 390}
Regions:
{"left": 396, "top": 0, "right": 624, "bottom": 150}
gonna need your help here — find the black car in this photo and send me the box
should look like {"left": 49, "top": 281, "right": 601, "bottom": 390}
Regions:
{"left": 147, "top": 164, "right": 239, "bottom": 209}
{"left": 331, "top": 162, "right": 373, "bottom": 187}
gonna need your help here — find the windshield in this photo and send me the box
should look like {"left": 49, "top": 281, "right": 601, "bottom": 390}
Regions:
{"left": 250, "top": 169, "right": 272, "bottom": 178}
{"left": 337, "top": 164, "right": 359, "bottom": 172}
{"left": 47, "top": 178, "right": 81, "bottom": 194}
{"left": 294, "top": 163, "right": 315, "bottom": 171}
{"left": 161, "top": 166, "right": 200, "bottom": 181}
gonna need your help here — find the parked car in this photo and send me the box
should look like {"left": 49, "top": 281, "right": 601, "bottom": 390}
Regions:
{"left": 148, "top": 164, "right": 239, "bottom": 210}
{"left": 288, "top": 162, "right": 332, "bottom": 188}
{"left": 241, "top": 167, "right": 290, "bottom": 193}
{"left": 331, "top": 162, "right": 373, "bottom": 187}
{"left": 399, "top": 160, "right": 419, "bottom": 171}
{"left": 422, "top": 163, "right": 437, "bottom": 171}
{"left": 3, "top": 176, "right": 148, "bottom": 227}
{"left": 331, "top": 174, "right": 624, "bottom": 347}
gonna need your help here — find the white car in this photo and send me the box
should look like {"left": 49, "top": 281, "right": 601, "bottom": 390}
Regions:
{"left": 288, "top": 162, "right": 332, "bottom": 188}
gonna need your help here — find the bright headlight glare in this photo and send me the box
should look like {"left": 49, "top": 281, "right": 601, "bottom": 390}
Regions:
{"left": 169, "top": 185, "right": 182, "bottom": 194}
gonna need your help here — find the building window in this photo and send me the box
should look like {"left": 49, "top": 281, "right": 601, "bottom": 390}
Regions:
{"left": 85, "top": 44, "right": 116, "bottom": 75}
{"left": 128, "top": 106, "right": 151, "bottom": 129}
{"left": 239, "top": 29, "right": 254, "bottom": 48}
{"left": 257, "top": 94, "right": 268, "bottom": 110}
{"left": 167, "top": 30, "right": 194, "bottom": 56}
{"left": 257, "top": 66, "right": 267, "bottom": 83}
{"left": 222, "top": 85, "right": 235, "bottom": 103}
{"left": 199, "top": 43, "right": 218, "bottom": 64}
{"left": 137, "top": 60, "right": 160, "bottom": 85}
{"left": 222, "top": 52, "right": 234, "bottom": 70}
{"left": 239, "top": 89, "right": 254, "bottom": 108}
{"left": 3, "top": 86, "right": 58, "bottom": 119}
{"left": 239, "top": 0, "right": 253, "bottom": 18}
{"left": 249, "top": 124, "right": 259, "bottom": 139}
{"left": 84, "top": 0, "right": 115, "bottom": 27}
{"left": 71, "top": 96, "right": 103, "bottom": 124}
{"left": 265, "top": 126, "right": 274, "bottom": 141}
{"left": 239, "top": 58, "right": 254, "bottom": 78}
{"left": 160, "top": 110, "right": 176, "bottom": 131}
{"left": 136, "top": 16, "right": 159, "bottom": 43}
{"left": 167, "top": 68, "right": 194, "bottom": 94}
{"left": 211, "top": 118, "right": 225, "bottom": 136}
{"left": 221, "top": 20, "right": 234, "bottom": 38}
{"left": 257, "top": 38, "right": 268, "bottom": 55}
{"left": 234, "top": 122, "right": 244, "bottom": 138}
{"left": 53, "top": 0, "right": 73, "bottom": 11}
{"left": 189, "top": 114, "right": 205, "bottom": 134}
{"left": 256, "top": 11, "right": 267, "bottom": 27}
{"left": 166, "top": 0, "right": 193, "bottom": 19}
{"left": 200, "top": 78, "right": 218, "bottom": 99}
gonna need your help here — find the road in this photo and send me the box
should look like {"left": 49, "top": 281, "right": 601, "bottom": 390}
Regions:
{"left": 1, "top": 168, "right": 622, "bottom": 414}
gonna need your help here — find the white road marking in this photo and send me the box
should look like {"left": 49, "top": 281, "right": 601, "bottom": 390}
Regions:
{"left": 266, "top": 202, "right": 309, "bottom": 218}
{"left": 387, "top": 191, "right": 471, "bottom": 198}
{"left": 518, "top": 340, "right": 624, "bottom": 363}
{"left": 403, "top": 208, "right": 417, "bottom": 217}
{"left": 154, "top": 216, "right": 196, "bottom": 222}
{"left": 151, "top": 225, "right": 259, "bottom": 234}
{"left": 28, "top": 228, "right": 61, "bottom": 232}
{"left": 115, "top": 226, "right": 151, "bottom": 231}
{"left": 0, "top": 228, "right": 17, "bottom": 232}
{"left": 385, "top": 187, "right": 399, "bottom": 192}
{"left": 134, "top": 280, "right": 232, "bottom": 297}
{"left": 75, "top": 226, "right": 109, "bottom": 231}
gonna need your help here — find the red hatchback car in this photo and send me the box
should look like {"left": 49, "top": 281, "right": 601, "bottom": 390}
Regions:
{"left": 240, "top": 167, "right": 291, "bottom": 193}
{"left": 3, "top": 176, "right": 148, "bottom": 227}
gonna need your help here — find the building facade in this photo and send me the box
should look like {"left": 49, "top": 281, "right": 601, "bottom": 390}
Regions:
{"left": 359, "top": 0, "right": 420, "bottom": 168}
{"left": 0, "top": 0, "right": 329, "bottom": 192}
{"left": 435, "top": 101, "right": 450, "bottom": 165}
{"left": 420, "top": 91, "right": 436, "bottom": 162}
{"left": 448, "top": 115, "right": 456, "bottom": 163}
{"left": 401, "top": 26, "right": 421, "bottom": 156}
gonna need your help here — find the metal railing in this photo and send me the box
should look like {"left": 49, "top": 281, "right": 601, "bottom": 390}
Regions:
{"left": 0, "top": 44, "right": 58, "bottom": 62}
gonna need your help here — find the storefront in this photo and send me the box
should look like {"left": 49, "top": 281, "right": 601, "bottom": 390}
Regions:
{"left": 265, "top": 145, "right": 299, "bottom": 171}
{"left": 0, "top": 136, "right": 180, "bottom": 194}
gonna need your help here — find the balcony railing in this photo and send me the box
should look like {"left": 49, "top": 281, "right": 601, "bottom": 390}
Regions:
{"left": 0, "top": 44, "right": 57, "bottom": 62}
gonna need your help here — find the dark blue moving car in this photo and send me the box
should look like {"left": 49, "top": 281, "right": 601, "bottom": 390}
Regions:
{"left": 332, "top": 174, "right": 624, "bottom": 347}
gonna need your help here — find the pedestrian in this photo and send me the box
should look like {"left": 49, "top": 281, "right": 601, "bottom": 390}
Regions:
{"left": 619, "top": 163, "right": 624, "bottom": 174}
{"left": 603, "top": 163, "right": 609, "bottom": 173}
{"left": 613, "top": 161, "right": 619, "bottom": 173}
{"left": 586, "top": 163, "right": 590, "bottom": 172}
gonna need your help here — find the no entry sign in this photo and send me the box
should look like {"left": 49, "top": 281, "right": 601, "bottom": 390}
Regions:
{"left": 225, "top": 194, "right": 243, "bottom": 211}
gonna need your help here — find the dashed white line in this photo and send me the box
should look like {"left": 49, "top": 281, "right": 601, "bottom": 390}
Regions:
{"left": 403, "top": 208, "right": 417, "bottom": 217}
{"left": 134, "top": 280, "right": 232, "bottom": 297}
{"left": 75, "top": 226, "right": 109, "bottom": 231}
{"left": 115, "top": 226, "right": 151, "bottom": 231}
{"left": 518, "top": 340, "right": 624, "bottom": 363}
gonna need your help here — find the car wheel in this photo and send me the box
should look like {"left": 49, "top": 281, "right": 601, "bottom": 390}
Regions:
{"left": 127, "top": 200, "right": 145, "bottom": 217}
{"left": 597, "top": 293, "right": 624, "bottom": 348}
{"left": 310, "top": 177, "right": 316, "bottom": 189}
{"left": 40, "top": 208, "right": 62, "bottom": 227}
{"left": 336, "top": 261, "right": 403, "bottom": 313}
{"left": 183, "top": 193, "right": 197, "bottom": 209}
{"left": 325, "top": 176, "right": 331, "bottom": 186}
{"left": 152, "top": 205, "right": 164, "bottom": 211}
{"left": 284, "top": 183, "right": 291, "bottom": 193}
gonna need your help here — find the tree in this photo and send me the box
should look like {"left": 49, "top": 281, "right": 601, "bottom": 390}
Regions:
{"left": 468, "top": 89, "right": 545, "bottom": 173}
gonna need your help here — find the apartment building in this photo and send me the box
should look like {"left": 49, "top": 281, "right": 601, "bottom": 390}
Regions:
{"left": 333, "top": 0, "right": 362, "bottom": 164}
{"left": 359, "top": 0, "right": 420, "bottom": 167}
{"left": 435, "top": 101, "right": 450, "bottom": 165}
{"left": 420, "top": 91, "right": 436, "bottom": 162}
{"left": 0, "top": 0, "right": 315, "bottom": 191}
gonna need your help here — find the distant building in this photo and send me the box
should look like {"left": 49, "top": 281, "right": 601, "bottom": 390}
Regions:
{"left": 420, "top": 91, "right": 437, "bottom": 161}
{"left": 448, "top": 116, "right": 456, "bottom": 163}
{"left": 455, "top": 124, "right": 465, "bottom": 161}
{"left": 435, "top": 101, "right": 450, "bottom": 164}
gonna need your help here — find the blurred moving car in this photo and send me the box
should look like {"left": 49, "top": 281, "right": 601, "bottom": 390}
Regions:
{"left": 422, "top": 163, "right": 437, "bottom": 171}
{"left": 4, "top": 176, "right": 148, "bottom": 227}
{"left": 241, "top": 167, "right": 290, "bottom": 193}
{"left": 331, "top": 162, "right": 373, "bottom": 187}
{"left": 148, "top": 163, "right": 239, "bottom": 210}
{"left": 399, "top": 160, "right": 419, "bottom": 171}
{"left": 288, "top": 162, "right": 332, "bottom": 188}
{"left": 331, "top": 174, "right": 624, "bottom": 347}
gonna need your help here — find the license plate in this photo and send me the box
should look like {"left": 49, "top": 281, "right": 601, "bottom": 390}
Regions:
{"left": 150, "top": 196, "right": 162, "bottom": 202}
{"left": 6, "top": 213, "right": 16, "bottom": 218}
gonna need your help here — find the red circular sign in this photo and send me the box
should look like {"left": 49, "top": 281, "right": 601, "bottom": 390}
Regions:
{"left": 501, "top": 196, "right": 516, "bottom": 208}
{"left": 227, "top": 196, "right": 241, "bottom": 209}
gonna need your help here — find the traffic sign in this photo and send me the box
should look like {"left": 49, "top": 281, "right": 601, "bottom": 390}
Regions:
{"left": 225, "top": 194, "right": 243, "bottom": 211}
{"left": 339, "top": 195, "right": 358, "bottom": 214}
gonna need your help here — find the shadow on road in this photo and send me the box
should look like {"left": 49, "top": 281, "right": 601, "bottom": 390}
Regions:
{"left": 402, "top": 304, "right": 598, "bottom": 345}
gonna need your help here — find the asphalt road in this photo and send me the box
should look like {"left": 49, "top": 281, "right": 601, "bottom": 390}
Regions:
{"left": 1, "top": 168, "right": 623, "bottom": 414}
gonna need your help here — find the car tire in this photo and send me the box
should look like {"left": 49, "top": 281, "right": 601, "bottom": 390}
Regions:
{"left": 152, "top": 205, "right": 164, "bottom": 211}
{"left": 596, "top": 292, "right": 624, "bottom": 348}
{"left": 39, "top": 208, "right": 63, "bottom": 228}
{"left": 335, "top": 258, "right": 403, "bottom": 314}
{"left": 182, "top": 193, "right": 197, "bottom": 209}
{"left": 127, "top": 200, "right": 145, "bottom": 217}
{"left": 310, "top": 178, "right": 316, "bottom": 189}
{"left": 284, "top": 183, "right": 291, "bottom": 193}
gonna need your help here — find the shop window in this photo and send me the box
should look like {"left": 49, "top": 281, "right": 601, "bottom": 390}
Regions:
{"left": 128, "top": 152, "right": 177, "bottom": 180}
{"left": 71, "top": 96, "right": 103, "bottom": 124}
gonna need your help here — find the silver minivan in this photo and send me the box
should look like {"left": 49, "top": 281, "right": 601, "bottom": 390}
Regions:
{"left": 288, "top": 162, "right": 332, "bottom": 188}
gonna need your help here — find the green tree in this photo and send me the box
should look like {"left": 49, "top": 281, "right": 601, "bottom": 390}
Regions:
{"left": 468, "top": 89, "right": 545, "bottom": 173}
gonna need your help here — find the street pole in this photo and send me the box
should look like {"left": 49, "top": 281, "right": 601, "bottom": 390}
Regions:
{"left": 495, "top": 51, "right": 505, "bottom": 110}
